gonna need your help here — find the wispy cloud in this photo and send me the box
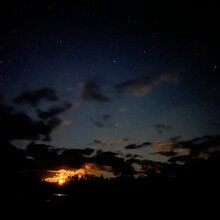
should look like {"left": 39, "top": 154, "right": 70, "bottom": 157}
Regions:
{"left": 119, "top": 137, "right": 130, "bottom": 144}
{"left": 154, "top": 123, "right": 172, "bottom": 134}
{"left": 94, "top": 139, "right": 116, "bottom": 147}
{"left": 37, "top": 102, "right": 72, "bottom": 119}
{"left": 125, "top": 142, "right": 151, "bottom": 149}
{"left": 89, "top": 114, "right": 119, "bottom": 129}
{"left": 13, "top": 87, "right": 58, "bottom": 106}
{"left": 153, "top": 140, "right": 174, "bottom": 151}
{"left": 115, "top": 72, "right": 178, "bottom": 97}
{"left": 152, "top": 151, "right": 178, "bottom": 157}
{"left": 80, "top": 81, "right": 110, "bottom": 103}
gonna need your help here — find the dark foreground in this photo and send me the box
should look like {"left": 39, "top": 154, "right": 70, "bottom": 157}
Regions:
{"left": 3, "top": 176, "right": 220, "bottom": 218}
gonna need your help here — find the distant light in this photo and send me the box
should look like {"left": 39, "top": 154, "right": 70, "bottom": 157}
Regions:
{"left": 58, "top": 179, "right": 64, "bottom": 185}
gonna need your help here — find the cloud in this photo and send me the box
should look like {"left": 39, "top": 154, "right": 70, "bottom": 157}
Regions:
{"left": 115, "top": 73, "right": 178, "bottom": 97}
{"left": 170, "top": 136, "right": 182, "bottom": 142}
{"left": 80, "top": 81, "right": 110, "bottom": 102}
{"left": 153, "top": 140, "right": 174, "bottom": 151}
{"left": 37, "top": 102, "right": 72, "bottom": 119}
{"left": 94, "top": 137, "right": 134, "bottom": 147}
{"left": 26, "top": 145, "right": 138, "bottom": 176}
{"left": 9, "top": 134, "right": 220, "bottom": 179}
{"left": 126, "top": 153, "right": 140, "bottom": 158}
{"left": 93, "top": 150, "right": 136, "bottom": 175}
{"left": 61, "top": 148, "right": 95, "bottom": 168}
{"left": 13, "top": 87, "right": 58, "bottom": 106}
{"left": 154, "top": 123, "right": 172, "bottom": 134}
{"left": 26, "top": 142, "right": 95, "bottom": 169}
{"left": 93, "top": 139, "right": 116, "bottom": 147}
{"left": 125, "top": 144, "right": 138, "bottom": 149}
{"left": 102, "top": 114, "right": 111, "bottom": 120}
{"left": 168, "top": 155, "right": 193, "bottom": 164}
{"left": 125, "top": 142, "right": 151, "bottom": 149}
{"left": 124, "top": 158, "right": 164, "bottom": 175}
{"left": 153, "top": 151, "right": 178, "bottom": 157}
{"left": 119, "top": 137, "right": 129, "bottom": 144}
{"left": 60, "top": 119, "right": 72, "bottom": 126}
{"left": 115, "top": 76, "right": 153, "bottom": 97}
{"left": 89, "top": 118, "right": 104, "bottom": 127}
{"left": 0, "top": 94, "right": 69, "bottom": 142}
{"left": 25, "top": 142, "right": 136, "bottom": 176}
{"left": 78, "top": 163, "right": 115, "bottom": 178}
{"left": 173, "top": 135, "right": 220, "bottom": 157}
{"left": 0, "top": 104, "right": 56, "bottom": 141}
{"left": 94, "top": 139, "right": 104, "bottom": 145}
{"left": 89, "top": 114, "right": 117, "bottom": 129}
{"left": 166, "top": 134, "right": 220, "bottom": 165}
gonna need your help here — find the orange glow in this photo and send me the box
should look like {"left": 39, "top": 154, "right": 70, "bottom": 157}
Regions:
{"left": 43, "top": 163, "right": 115, "bottom": 184}
{"left": 58, "top": 179, "right": 64, "bottom": 185}
{"left": 44, "top": 169, "right": 86, "bottom": 183}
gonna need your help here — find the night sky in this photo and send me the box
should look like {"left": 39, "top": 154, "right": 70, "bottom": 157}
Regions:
{"left": 1, "top": 1, "right": 220, "bottom": 177}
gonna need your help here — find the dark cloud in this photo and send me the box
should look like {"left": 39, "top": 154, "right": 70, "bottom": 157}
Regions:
{"left": 81, "top": 148, "right": 95, "bottom": 156}
{"left": 4, "top": 139, "right": 137, "bottom": 176}
{"left": 153, "top": 151, "right": 178, "bottom": 157}
{"left": 119, "top": 137, "right": 130, "bottom": 144}
{"left": 173, "top": 134, "right": 220, "bottom": 156}
{"left": 168, "top": 155, "right": 192, "bottom": 164}
{"left": 0, "top": 95, "right": 65, "bottom": 142}
{"left": 89, "top": 114, "right": 116, "bottom": 129}
{"left": 13, "top": 87, "right": 58, "bottom": 106}
{"left": 80, "top": 81, "right": 110, "bottom": 103}
{"left": 61, "top": 148, "right": 95, "bottom": 168}
{"left": 93, "top": 150, "right": 135, "bottom": 175}
{"left": 115, "top": 76, "right": 153, "bottom": 97}
{"left": 125, "top": 142, "right": 151, "bottom": 149}
{"left": 6, "top": 134, "right": 220, "bottom": 180}
{"left": 26, "top": 142, "right": 95, "bottom": 169}
{"left": 154, "top": 123, "right": 172, "bottom": 134}
{"left": 89, "top": 118, "right": 104, "bottom": 128}
{"left": 125, "top": 144, "right": 136, "bottom": 149}
{"left": 124, "top": 157, "right": 164, "bottom": 175}
{"left": 26, "top": 142, "right": 60, "bottom": 168}
{"left": 93, "top": 139, "right": 115, "bottom": 147}
{"left": 139, "top": 159, "right": 164, "bottom": 174}
{"left": 102, "top": 114, "right": 111, "bottom": 120}
{"left": 170, "top": 136, "right": 182, "bottom": 142}
{"left": 126, "top": 154, "right": 141, "bottom": 158}
{"left": 25, "top": 143, "right": 136, "bottom": 175}
{"left": 115, "top": 73, "right": 178, "bottom": 97}
{"left": 94, "top": 139, "right": 104, "bottom": 144}
{"left": 37, "top": 102, "right": 72, "bottom": 120}
{"left": 167, "top": 134, "right": 220, "bottom": 165}
{"left": 126, "top": 158, "right": 142, "bottom": 164}
{"left": 0, "top": 105, "right": 47, "bottom": 141}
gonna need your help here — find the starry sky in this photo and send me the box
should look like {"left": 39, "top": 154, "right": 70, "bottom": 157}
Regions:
{"left": 1, "top": 1, "right": 220, "bottom": 174}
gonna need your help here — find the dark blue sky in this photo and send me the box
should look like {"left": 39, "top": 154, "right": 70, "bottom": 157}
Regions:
{"left": 1, "top": 1, "right": 220, "bottom": 166}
